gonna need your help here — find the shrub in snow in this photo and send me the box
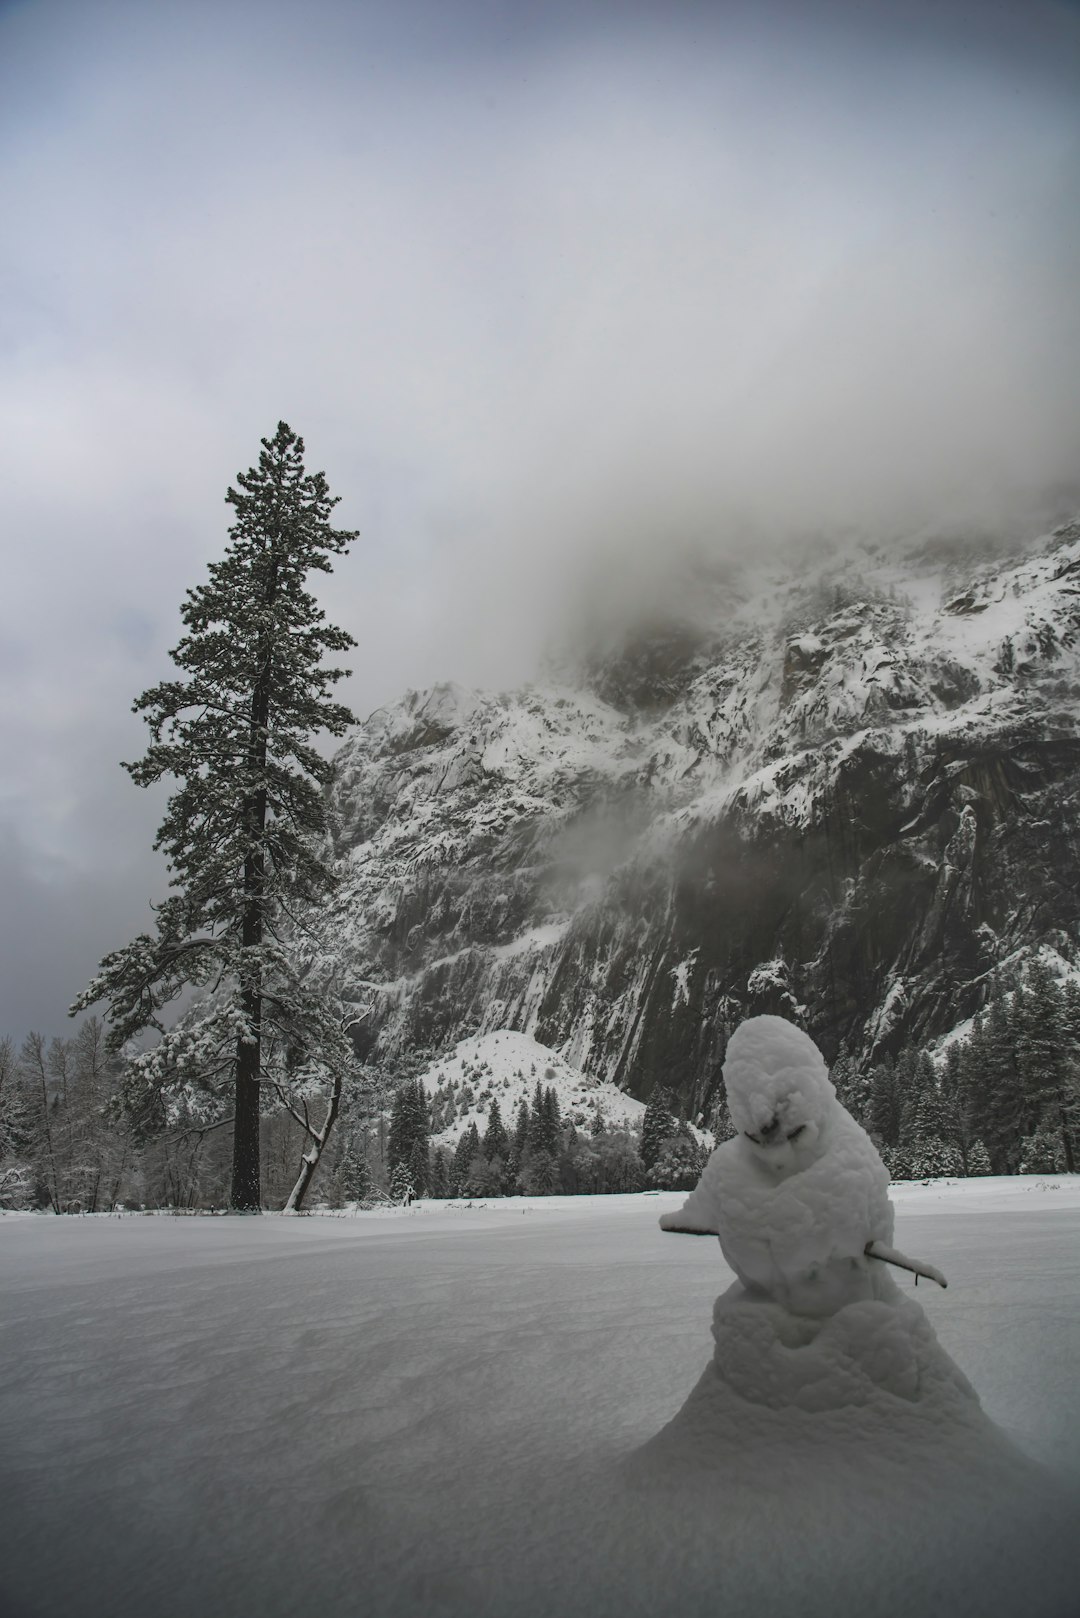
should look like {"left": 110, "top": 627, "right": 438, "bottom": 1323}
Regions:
{"left": 890, "top": 1137, "right": 964, "bottom": 1181}
{"left": 966, "top": 1139, "right": 993, "bottom": 1176}
{"left": 1019, "top": 1125, "right": 1066, "bottom": 1175}
{"left": 0, "top": 1159, "right": 34, "bottom": 1211}
{"left": 647, "top": 1136, "right": 708, "bottom": 1192}
{"left": 388, "top": 1163, "right": 415, "bottom": 1204}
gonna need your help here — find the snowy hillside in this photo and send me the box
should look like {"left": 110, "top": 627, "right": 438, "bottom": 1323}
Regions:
{"left": 325, "top": 521, "right": 1080, "bottom": 1118}
{"left": 416, "top": 1029, "right": 646, "bottom": 1148}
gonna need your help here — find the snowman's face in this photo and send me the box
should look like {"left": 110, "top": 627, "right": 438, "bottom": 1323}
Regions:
{"left": 723, "top": 1016, "right": 836, "bottom": 1180}
{"left": 741, "top": 1112, "right": 824, "bottom": 1178}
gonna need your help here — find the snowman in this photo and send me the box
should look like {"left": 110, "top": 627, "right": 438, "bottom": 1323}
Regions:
{"left": 633, "top": 1016, "right": 1076, "bottom": 1618}
{"left": 661, "top": 1015, "right": 944, "bottom": 1316}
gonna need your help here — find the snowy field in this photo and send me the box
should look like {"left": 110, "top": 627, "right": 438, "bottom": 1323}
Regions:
{"left": 1, "top": 1178, "right": 1079, "bottom": 1618}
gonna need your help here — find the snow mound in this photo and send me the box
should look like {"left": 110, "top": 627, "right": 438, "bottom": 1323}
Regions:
{"left": 677, "top": 1275, "right": 976, "bottom": 1421}
{"left": 628, "top": 1272, "right": 1073, "bottom": 1618}
{"left": 421, "top": 1029, "right": 645, "bottom": 1146}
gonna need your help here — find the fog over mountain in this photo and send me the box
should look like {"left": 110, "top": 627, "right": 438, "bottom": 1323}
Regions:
{"left": 2, "top": 0, "right": 1079, "bottom": 1034}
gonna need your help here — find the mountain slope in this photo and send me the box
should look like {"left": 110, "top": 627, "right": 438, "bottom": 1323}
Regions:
{"left": 326, "top": 523, "right": 1080, "bottom": 1121}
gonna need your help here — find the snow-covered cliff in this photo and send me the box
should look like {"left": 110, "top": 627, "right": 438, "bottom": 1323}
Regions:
{"left": 324, "top": 522, "right": 1080, "bottom": 1121}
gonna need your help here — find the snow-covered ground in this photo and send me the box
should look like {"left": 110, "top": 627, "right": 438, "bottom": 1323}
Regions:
{"left": 1, "top": 1178, "right": 1078, "bottom": 1618}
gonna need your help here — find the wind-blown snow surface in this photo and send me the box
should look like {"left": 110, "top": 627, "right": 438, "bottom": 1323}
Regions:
{"left": 2, "top": 1181, "right": 1079, "bottom": 1618}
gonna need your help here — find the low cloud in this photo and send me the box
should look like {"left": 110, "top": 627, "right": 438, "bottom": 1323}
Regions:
{"left": 2, "top": 0, "right": 1079, "bottom": 1031}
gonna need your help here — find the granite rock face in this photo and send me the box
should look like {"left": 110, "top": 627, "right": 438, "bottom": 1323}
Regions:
{"left": 324, "top": 525, "right": 1080, "bottom": 1120}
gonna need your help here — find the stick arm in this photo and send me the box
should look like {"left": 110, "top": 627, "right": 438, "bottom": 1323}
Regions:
{"left": 865, "top": 1240, "right": 948, "bottom": 1288}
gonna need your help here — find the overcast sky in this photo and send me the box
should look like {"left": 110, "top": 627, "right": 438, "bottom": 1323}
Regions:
{"left": 2, "top": 0, "right": 1080, "bottom": 1037}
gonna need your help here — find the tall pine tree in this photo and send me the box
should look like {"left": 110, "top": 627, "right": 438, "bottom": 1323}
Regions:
{"left": 72, "top": 424, "right": 358, "bottom": 1211}
{"left": 641, "top": 1084, "right": 677, "bottom": 1169}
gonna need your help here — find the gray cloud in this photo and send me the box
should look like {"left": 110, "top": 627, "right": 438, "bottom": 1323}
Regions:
{"left": 2, "top": 0, "right": 1079, "bottom": 1034}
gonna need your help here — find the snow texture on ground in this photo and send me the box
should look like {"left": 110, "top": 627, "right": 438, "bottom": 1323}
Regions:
{"left": 1, "top": 1179, "right": 1079, "bottom": 1618}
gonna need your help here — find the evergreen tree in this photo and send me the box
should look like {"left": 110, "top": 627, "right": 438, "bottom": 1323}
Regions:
{"left": 907, "top": 1084, "right": 949, "bottom": 1150}
{"left": 471, "top": 1154, "right": 506, "bottom": 1196}
{"left": 528, "top": 1085, "right": 561, "bottom": 1157}
{"left": 1061, "top": 978, "right": 1080, "bottom": 1050}
{"left": 521, "top": 1148, "right": 558, "bottom": 1195}
{"left": 71, "top": 424, "right": 358, "bottom": 1211}
{"left": 830, "top": 1047, "right": 870, "bottom": 1125}
{"left": 339, "top": 1132, "right": 374, "bottom": 1203}
{"left": 1018, "top": 1124, "right": 1065, "bottom": 1175}
{"left": 527, "top": 1081, "right": 545, "bottom": 1148}
{"left": 905, "top": 1135, "right": 964, "bottom": 1180}
{"left": 709, "top": 1081, "right": 735, "bottom": 1142}
{"left": 510, "top": 1098, "right": 530, "bottom": 1170}
{"left": 939, "top": 1042, "right": 969, "bottom": 1165}
{"left": 482, "top": 1097, "right": 509, "bottom": 1162}
{"left": 966, "top": 995, "right": 1023, "bottom": 1171}
{"left": 407, "top": 1136, "right": 430, "bottom": 1198}
{"left": 429, "top": 1148, "right": 452, "bottom": 1199}
{"left": 897, "top": 1047, "right": 935, "bottom": 1145}
{"left": 647, "top": 1135, "right": 707, "bottom": 1191}
{"left": 452, "top": 1122, "right": 481, "bottom": 1193}
{"left": 641, "top": 1084, "right": 678, "bottom": 1170}
{"left": 867, "top": 1057, "right": 900, "bottom": 1146}
{"left": 388, "top": 1081, "right": 429, "bottom": 1175}
{"left": 388, "top": 1162, "right": 414, "bottom": 1204}
{"left": 541, "top": 1086, "right": 562, "bottom": 1152}
{"left": 1015, "top": 961, "right": 1075, "bottom": 1170}
{"left": 966, "top": 1139, "right": 993, "bottom": 1176}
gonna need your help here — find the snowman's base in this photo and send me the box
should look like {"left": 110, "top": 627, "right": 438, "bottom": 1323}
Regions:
{"left": 634, "top": 1278, "right": 1005, "bottom": 1476}
{"left": 623, "top": 1280, "right": 1077, "bottom": 1616}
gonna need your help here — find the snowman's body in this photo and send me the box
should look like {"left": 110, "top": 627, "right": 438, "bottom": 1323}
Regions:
{"left": 662, "top": 1016, "right": 895, "bottom": 1317}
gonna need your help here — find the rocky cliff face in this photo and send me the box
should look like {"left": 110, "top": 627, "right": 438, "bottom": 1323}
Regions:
{"left": 325, "top": 523, "right": 1080, "bottom": 1123}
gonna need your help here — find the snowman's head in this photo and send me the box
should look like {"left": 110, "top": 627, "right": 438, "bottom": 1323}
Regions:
{"left": 722, "top": 1016, "right": 835, "bottom": 1178}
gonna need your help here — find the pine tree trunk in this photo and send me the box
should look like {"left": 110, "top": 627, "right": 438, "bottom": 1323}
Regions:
{"left": 229, "top": 561, "right": 280, "bottom": 1212}
{"left": 230, "top": 623, "right": 274, "bottom": 1212}
{"left": 232, "top": 996, "right": 262, "bottom": 1211}
{"left": 231, "top": 854, "right": 265, "bottom": 1209}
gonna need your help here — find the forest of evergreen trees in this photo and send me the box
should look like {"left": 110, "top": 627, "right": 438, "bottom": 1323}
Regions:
{"left": 2, "top": 959, "right": 1077, "bottom": 1212}
{"left": 834, "top": 960, "right": 1080, "bottom": 1180}
{"left": 368, "top": 1080, "right": 709, "bottom": 1203}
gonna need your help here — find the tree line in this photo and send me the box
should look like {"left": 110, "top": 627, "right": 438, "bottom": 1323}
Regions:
{"left": 5, "top": 956, "right": 1077, "bottom": 1212}
{"left": 0, "top": 1017, "right": 375, "bottom": 1212}
{"left": 833, "top": 958, "right": 1080, "bottom": 1180}
{"left": 0, "top": 1042, "right": 707, "bottom": 1211}
{"left": 367, "top": 1078, "right": 710, "bottom": 1203}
